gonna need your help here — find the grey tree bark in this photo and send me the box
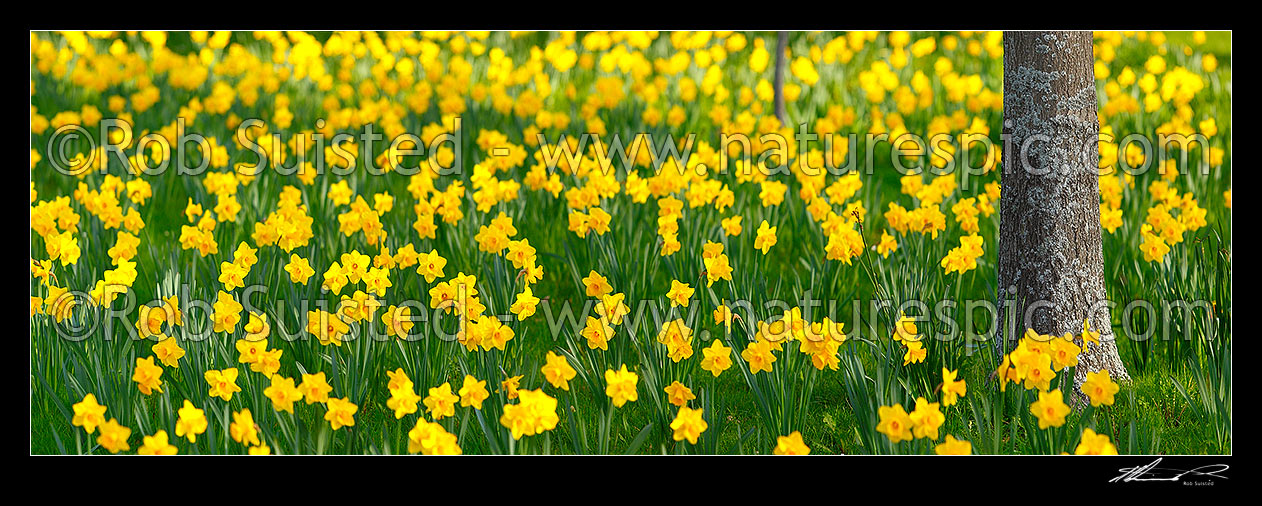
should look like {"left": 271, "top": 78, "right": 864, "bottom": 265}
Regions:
{"left": 773, "top": 31, "right": 787, "bottom": 125}
{"left": 996, "top": 31, "right": 1131, "bottom": 395}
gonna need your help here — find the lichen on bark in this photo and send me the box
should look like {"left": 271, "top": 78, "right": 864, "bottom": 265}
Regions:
{"left": 996, "top": 31, "right": 1131, "bottom": 398}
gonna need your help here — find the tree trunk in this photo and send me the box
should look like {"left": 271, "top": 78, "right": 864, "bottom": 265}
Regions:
{"left": 996, "top": 31, "right": 1131, "bottom": 397}
{"left": 773, "top": 31, "right": 788, "bottom": 125}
